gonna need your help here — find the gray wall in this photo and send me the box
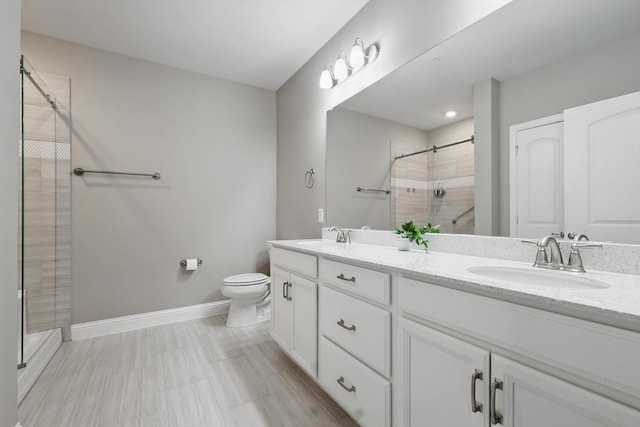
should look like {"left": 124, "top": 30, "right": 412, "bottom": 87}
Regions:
{"left": 0, "top": 1, "right": 20, "bottom": 425}
{"left": 276, "top": 0, "right": 511, "bottom": 239}
{"left": 326, "top": 107, "right": 428, "bottom": 229}
{"left": 499, "top": 30, "right": 640, "bottom": 235}
{"left": 22, "top": 32, "right": 276, "bottom": 324}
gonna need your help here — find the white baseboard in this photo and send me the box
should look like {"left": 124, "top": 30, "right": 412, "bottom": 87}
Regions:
{"left": 71, "top": 299, "right": 231, "bottom": 341}
{"left": 18, "top": 328, "right": 62, "bottom": 405}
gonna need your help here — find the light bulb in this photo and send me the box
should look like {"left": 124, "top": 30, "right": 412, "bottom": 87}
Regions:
{"left": 334, "top": 53, "right": 349, "bottom": 81}
{"left": 445, "top": 110, "right": 457, "bottom": 118}
{"left": 349, "top": 39, "right": 365, "bottom": 70}
{"left": 319, "top": 67, "right": 334, "bottom": 89}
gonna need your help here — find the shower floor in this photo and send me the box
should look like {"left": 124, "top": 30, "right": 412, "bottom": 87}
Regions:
{"left": 18, "top": 329, "right": 54, "bottom": 366}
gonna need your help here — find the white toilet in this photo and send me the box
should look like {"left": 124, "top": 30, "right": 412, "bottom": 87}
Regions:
{"left": 221, "top": 273, "right": 271, "bottom": 327}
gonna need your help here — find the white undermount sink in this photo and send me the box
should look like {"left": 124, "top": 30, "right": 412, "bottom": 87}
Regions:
{"left": 466, "top": 266, "right": 610, "bottom": 290}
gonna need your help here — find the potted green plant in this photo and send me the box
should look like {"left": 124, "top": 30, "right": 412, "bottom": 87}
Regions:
{"left": 394, "top": 220, "right": 440, "bottom": 251}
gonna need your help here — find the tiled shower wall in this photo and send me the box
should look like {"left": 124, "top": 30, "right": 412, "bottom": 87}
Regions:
{"left": 19, "top": 67, "right": 71, "bottom": 334}
{"left": 392, "top": 118, "right": 475, "bottom": 234}
{"left": 427, "top": 118, "right": 474, "bottom": 234}
{"left": 391, "top": 140, "right": 431, "bottom": 228}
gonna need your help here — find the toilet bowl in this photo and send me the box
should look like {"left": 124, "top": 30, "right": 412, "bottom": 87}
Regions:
{"left": 221, "top": 273, "right": 271, "bottom": 327}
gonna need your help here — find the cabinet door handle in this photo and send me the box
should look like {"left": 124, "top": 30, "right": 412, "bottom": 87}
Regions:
{"left": 337, "top": 319, "right": 356, "bottom": 331}
{"left": 336, "top": 273, "right": 356, "bottom": 283}
{"left": 282, "top": 281, "right": 288, "bottom": 300}
{"left": 286, "top": 282, "right": 292, "bottom": 301}
{"left": 470, "top": 369, "right": 483, "bottom": 413}
{"left": 490, "top": 378, "right": 503, "bottom": 425}
{"left": 337, "top": 376, "right": 356, "bottom": 393}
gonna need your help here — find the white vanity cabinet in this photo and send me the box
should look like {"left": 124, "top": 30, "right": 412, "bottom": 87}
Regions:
{"left": 270, "top": 247, "right": 318, "bottom": 377}
{"left": 269, "top": 242, "right": 640, "bottom": 427}
{"left": 318, "top": 258, "right": 392, "bottom": 427}
{"left": 397, "top": 276, "right": 640, "bottom": 427}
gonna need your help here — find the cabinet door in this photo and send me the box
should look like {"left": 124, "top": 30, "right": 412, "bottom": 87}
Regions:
{"left": 564, "top": 90, "right": 640, "bottom": 243}
{"left": 398, "top": 318, "right": 490, "bottom": 427}
{"left": 491, "top": 355, "right": 640, "bottom": 427}
{"left": 291, "top": 273, "right": 317, "bottom": 377}
{"left": 270, "top": 266, "right": 293, "bottom": 350}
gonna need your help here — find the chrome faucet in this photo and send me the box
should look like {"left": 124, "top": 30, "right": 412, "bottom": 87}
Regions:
{"left": 567, "top": 232, "right": 589, "bottom": 241}
{"left": 523, "top": 235, "right": 602, "bottom": 273}
{"left": 537, "top": 235, "right": 564, "bottom": 268}
{"left": 328, "top": 226, "right": 350, "bottom": 243}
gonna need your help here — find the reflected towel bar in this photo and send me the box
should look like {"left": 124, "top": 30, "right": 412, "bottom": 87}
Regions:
{"left": 452, "top": 206, "right": 474, "bottom": 224}
{"left": 73, "top": 168, "right": 161, "bottom": 180}
{"left": 357, "top": 187, "right": 390, "bottom": 194}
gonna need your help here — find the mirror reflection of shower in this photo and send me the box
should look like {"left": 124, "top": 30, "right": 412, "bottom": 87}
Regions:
{"left": 391, "top": 117, "right": 475, "bottom": 234}
{"left": 18, "top": 56, "right": 71, "bottom": 370}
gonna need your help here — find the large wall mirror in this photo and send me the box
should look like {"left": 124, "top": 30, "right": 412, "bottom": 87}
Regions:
{"left": 326, "top": 0, "right": 640, "bottom": 243}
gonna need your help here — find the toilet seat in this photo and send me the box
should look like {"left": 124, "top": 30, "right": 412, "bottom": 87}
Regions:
{"left": 223, "top": 273, "right": 269, "bottom": 286}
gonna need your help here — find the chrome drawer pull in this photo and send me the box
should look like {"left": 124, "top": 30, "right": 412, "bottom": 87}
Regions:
{"left": 337, "top": 319, "right": 356, "bottom": 331}
{"left": 337, "top": 376, "right": 356, "bottom": 393}
{"left": 336, "top": 273, "right": 356, "bottom": 282}
{"left": 470, "top": 369, "right": 483, "bottom": 413}
{"left": 490, "top": 378, "right": 503, "bottom": 425}
{"left": 286, "top": 282, "right": 292, "bottom": 301}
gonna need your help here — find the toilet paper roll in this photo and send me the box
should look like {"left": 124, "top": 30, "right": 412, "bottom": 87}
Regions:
{"left": 185, "top": 258, "right": 198, "bottom": 271}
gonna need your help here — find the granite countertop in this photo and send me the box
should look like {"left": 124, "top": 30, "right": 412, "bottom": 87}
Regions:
{"left": 269, "top": 239, "right": 640, "bottom": 333}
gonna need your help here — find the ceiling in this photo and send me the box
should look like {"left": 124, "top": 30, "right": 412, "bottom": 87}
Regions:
{"left": 339, "top": 0, "right": 640, "bottom": 131}
{"left": 21, "top": 0, "right": 369, "bottom": 91}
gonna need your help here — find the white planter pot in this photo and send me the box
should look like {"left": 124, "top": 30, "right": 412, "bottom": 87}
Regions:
{"left": 397, "top": 237, "right": 410, "bottom": 251}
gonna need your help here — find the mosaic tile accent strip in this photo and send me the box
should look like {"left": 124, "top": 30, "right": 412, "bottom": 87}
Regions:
{"left": 19, "top": 139, "right": 71, "bottom": 160}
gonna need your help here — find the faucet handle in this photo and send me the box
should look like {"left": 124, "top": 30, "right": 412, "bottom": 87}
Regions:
{"left": 521, "top": 239, "right": 538, "bottom": 245}
{"left": 571, "top": 242, "right": 602, "bottom": 249}
{"left": 522, "top": 239, "right": 549, "bottom": 266}
{"left": 567, "top": 243, "right": 602, "bottom": 272}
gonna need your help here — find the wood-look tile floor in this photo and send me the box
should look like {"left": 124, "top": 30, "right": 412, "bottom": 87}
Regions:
{"left": 18, "top": 315, "right": 358, "bottom": 427}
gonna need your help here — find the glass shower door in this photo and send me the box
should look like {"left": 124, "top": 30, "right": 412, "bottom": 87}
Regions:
{"left": 18, "top": 55, "right": 71, "bottom": 368}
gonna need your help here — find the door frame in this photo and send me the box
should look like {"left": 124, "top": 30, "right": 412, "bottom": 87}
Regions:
{"left": 509, "top": 113, "right": 564, "bottom": 237}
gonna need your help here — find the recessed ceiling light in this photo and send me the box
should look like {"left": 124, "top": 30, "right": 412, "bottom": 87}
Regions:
{"left": 445, "top": 110, "right": 457, "bottom": 118}
{"left": 432, "top": 56, "right": 441, "bottom": 63}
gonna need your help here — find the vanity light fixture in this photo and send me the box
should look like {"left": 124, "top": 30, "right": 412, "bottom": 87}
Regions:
{"left": 445, "top": 110, "right": 458, "bottom": 118}
{"left": 333, "top": 53, "right": 350, "bottom": 81}
{"left": 349, "top": 37, "right": 378, "bottom": 70}
{"left": 320, "top": 38, "right": 379, "bottom": 89}
{"left": 319, "top": 65, "right": 335, "bottom": 89}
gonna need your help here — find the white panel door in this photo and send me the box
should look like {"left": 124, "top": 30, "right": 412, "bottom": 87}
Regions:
{"left": 492, "top": 355, "right": 640, "bottom": 427}
{"left": 564, "top": 90, "right": 640, "bottom": 243}
{"left": 510, "top": 117, "right": 564, "bottom": 238}
{"left": 398, "top": 318, "right": 490, "bottom": 427}
{"left": 291, "top": 273, "right": 317, "bottom": 377}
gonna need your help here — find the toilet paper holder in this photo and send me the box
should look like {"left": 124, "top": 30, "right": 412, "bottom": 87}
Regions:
{"left": 180, "top": 259, "right": 203, "bottom": 267}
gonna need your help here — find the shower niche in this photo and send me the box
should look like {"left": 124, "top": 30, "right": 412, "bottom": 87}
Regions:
{"left": 18, "top": 56, "right": 71, "bottom": 373}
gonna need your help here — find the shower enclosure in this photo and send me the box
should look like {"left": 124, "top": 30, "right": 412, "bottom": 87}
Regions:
{"left": 391, "top": 135, "right": 475, "bottom": 234}
{"left": 18, "top": 56, "right": 71, "bottom": 370}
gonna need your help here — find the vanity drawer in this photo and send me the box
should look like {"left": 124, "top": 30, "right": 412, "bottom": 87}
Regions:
{"left": 270, "top": 247, "right": 317, "bottom": 279}
{"left": 320, "top": 286, "right": 391, "bottom": 377}
{"left": 320, "top": 258, "right": 390, "bottom": 305}
{"left": 319, "top": 337, "right": 391, "bottom": 427}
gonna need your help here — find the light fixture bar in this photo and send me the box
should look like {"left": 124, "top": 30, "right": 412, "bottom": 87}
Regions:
{"left": 319, "top": 38, "right": 379, "bottom": 89}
